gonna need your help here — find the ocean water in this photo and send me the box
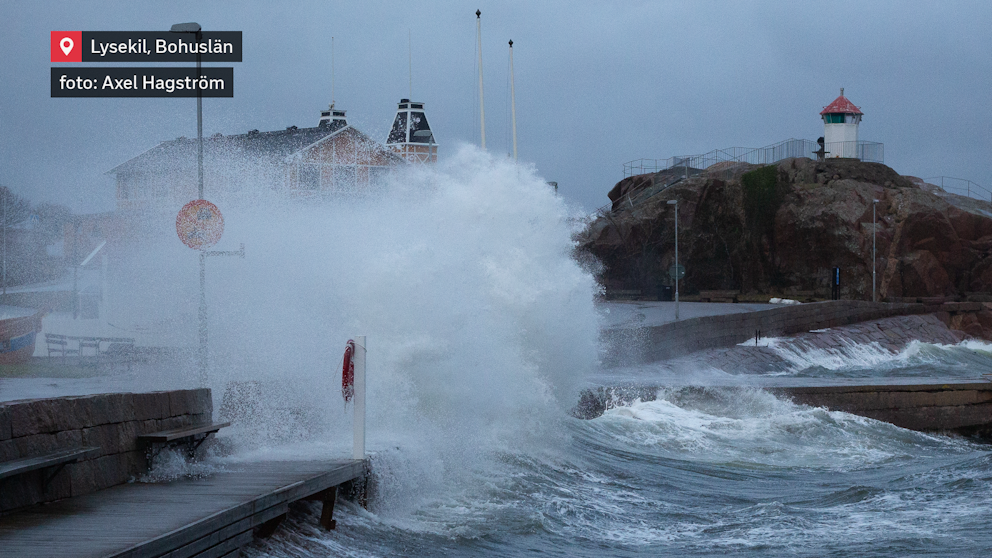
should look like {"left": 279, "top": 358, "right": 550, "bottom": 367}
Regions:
{"left": 225, "top": 149, "right": 992, "bottom": 556}
{"left": 6, "top": 146, "right": 992, "bottom": 556}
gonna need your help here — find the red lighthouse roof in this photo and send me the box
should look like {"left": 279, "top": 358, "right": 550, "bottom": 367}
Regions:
{"left": 820, "top": 90, "right": 863, "bottom": 115}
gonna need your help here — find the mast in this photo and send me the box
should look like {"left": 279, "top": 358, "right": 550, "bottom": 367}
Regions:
{"left": 509, "top": 39, "right": 517, "bottom": 161}
{"left": 408, "top": 30, "right": 412, "bottom": 99}
{"left": 476, "top": 9, "right": 486, "bottom": 149}
{"left": 331, "top": 36, "right": 335, "bottom": 105}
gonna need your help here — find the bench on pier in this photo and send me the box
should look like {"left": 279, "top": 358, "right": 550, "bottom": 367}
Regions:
{"left": 44, "top": 333, "right": 79, "bottom": 358}
{"left": 0, "top": 447, "right": 100, "bottom": 489}
{"left": 44, "top": 333, "right": 137, "bottom": 359}
{"left": 699, "top": 290, "right": 740, "bottom": 302}
{"left": 137, "top": 422, "right": 231, "bottom": 466}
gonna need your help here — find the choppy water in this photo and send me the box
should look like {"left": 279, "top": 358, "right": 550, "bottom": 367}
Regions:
{"left": 240, "top": 377, "right": 992, "bottom": 557}
{"left": 7, "top": 147, "right": 992, "bottom": 556}
{"left": 229, "top": 150, "right": 992, "bottom": 557}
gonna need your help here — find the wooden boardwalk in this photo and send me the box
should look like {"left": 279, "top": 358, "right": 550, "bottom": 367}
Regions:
{"left": 0, "top": 459, "right": 365, "bottom": 558}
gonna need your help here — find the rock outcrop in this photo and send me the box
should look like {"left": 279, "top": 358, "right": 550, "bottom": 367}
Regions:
{"left": 579, "top": 157, "right": 992, "bottom": 306}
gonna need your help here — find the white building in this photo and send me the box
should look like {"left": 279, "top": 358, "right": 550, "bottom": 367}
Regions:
{"left": 820, "top": 88, "right": 863, "bottom": 159}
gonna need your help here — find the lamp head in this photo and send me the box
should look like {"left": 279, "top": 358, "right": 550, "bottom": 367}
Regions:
{"left": 666, "top": 200, "right": 677, "bottom": 205}
{"left": 170, "top": 22, "right": 202, "bottom": 33}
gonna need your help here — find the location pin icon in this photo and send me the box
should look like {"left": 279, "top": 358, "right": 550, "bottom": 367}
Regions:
{"left": 60, "top": 37, "right": 73, "bottom": 56}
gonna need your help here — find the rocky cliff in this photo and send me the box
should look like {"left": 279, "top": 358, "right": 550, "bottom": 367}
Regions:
{"left": 579, "top": 157, "right": 992, "bottom": 303}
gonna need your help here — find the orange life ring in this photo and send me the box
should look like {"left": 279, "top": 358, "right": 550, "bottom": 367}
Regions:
{"left": 342, "top": 339, "right": 355, "bottom": 402}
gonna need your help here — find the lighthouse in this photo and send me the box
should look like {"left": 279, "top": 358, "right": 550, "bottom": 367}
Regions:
{"left": 820, "top": 88, "right": 862, "bottom": 159}
{"left": 386, "top": 99, "right": 437, "bottom": 164}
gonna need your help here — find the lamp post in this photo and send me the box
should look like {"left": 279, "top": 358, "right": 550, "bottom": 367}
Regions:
{"left": 170, "top": 22, "right": 203, "bottom": 199}
{"left": 667, "top": 199, "right": 679, "bottom": 320}
{"left": 872, "top": 199, "right": 879, "bottom": 302}
{"left": 171, "top": 22, "right": 210, "bottom": 381}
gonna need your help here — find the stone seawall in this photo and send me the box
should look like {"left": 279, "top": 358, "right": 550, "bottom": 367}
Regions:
{"left": 601, "top": 300, "right": 991, "bottom": 366}
{"left": 770, "top": 383, "right": 992, "bottom": 437}
{"left": 573, "top": 383, "right": 992, "bottom": 439}
{"left": 0, "top": 389, "right": 212, "bottom": 515}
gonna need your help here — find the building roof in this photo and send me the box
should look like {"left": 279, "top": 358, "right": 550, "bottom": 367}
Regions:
{"left": 820, "top": 94, "right": 863, "bottom": 115}
{"left": 106, "top": 119, "right": 376, "bottom": 176}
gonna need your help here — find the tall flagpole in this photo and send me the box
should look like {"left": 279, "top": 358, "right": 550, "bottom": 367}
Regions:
{"left": 509, "top": 40, "right": 517, "bottom": 161}
{"left": 331, "top": 36, "right": 335, "bottom": 105}
{"left": 476, "top": 10, "right": 486, "bottom": 150}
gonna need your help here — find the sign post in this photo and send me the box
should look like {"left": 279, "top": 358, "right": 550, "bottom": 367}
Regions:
{"left": 177, "top": 199, "right": 243, "bottom": 384}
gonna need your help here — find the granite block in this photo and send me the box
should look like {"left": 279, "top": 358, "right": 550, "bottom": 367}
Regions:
{"left": 0, "top": 405, "right": 11, "bottom": 441}
{"left": 132, "top": 391, "right": 172, "bottom": 421}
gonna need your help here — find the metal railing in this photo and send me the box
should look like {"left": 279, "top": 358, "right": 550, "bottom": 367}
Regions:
{"left": 623, "top": 138, "right": 884, "bottom": 178}
{"left": 596, "top": 138, "right": 884, "bottom": 218}
{"left": 923, "top": 176, "right": 992, "bottom": 203}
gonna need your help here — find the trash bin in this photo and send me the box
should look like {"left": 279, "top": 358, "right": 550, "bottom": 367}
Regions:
{"left": 660, "top": 285, "right": 673, "bottom": 301}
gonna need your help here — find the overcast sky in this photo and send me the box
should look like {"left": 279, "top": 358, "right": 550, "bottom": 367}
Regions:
{"left": 2, "top": 1, "right": 991, "bottom": 213}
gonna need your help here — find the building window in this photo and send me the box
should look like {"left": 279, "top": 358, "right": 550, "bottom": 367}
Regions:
{"left": 335, "top": 165, "right": 357, "bottom": 192}
{"left": 369, "top": 166, "right": 390, "bottom": 187}
{"left": 299, "top": 164, "right": 320, "bottom": 190}
{"left": 824, "top": 113, "right": 846, "bottom": 124}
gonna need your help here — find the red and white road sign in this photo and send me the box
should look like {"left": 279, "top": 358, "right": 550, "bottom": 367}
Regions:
{"left": 176, "top": 199, "right": 224, "bottom": 250}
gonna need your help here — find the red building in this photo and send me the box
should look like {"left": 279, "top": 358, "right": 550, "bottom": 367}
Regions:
{"left": 107, "top": 106, "right": 407, "bottom": 210}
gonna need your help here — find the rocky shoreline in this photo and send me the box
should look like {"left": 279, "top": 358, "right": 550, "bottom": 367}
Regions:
{"left": 580, "top": 157, "right": 992, "bottom": 302}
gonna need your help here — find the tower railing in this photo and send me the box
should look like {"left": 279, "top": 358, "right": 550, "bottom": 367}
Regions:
{"left": 622, "top": 138, "right": 884, "bottom": 178}
{"left": 599, "top": 139, "right": 884, "bottom": 218}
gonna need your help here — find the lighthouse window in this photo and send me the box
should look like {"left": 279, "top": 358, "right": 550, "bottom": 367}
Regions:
{"left": 409, "top": 112, "right": 433, "bottom": 143}
{"left": 388, "top": 112, "right": 408, "bottom": 144}
{"left": 824, "top": 114, "right": 846, "bottom": 124}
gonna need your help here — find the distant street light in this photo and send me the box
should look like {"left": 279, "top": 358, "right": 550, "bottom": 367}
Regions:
{"left": 667, "top": 199, "right": 679, "bottom": 320}
{"left": 170, "top": 22, "right": 203, "bottom": 199}
{"left": 872, "top": 199, "right": 879, "bottom": 302}
{"left": 171, "top": 22, "right": 210, "bottom": 381}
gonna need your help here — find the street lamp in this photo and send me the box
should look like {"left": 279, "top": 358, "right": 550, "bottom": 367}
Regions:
{"left": 170, "top": 22, "right": 203, "bottom": 199}
{"left": 667, "top": 199, "right": 679, "bottom": 320}
{"left": 171, "top": 22, "right": 209, "bottom": 381}
{"left": 872, "top": 199, "right": 879, "bottom": 302}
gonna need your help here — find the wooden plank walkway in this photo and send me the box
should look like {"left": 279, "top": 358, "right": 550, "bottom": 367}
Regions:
{"left": 0, "top": 459, "right": 366, "bottom": 558}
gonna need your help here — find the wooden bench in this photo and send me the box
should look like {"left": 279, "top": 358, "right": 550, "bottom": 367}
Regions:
{"left": 45, "top": 333, "right": 79, "bottom": 359}
{"left": 137, "top": 422, "right": 231, "bottom": 467}
{"left": 0, "top": 447, "right": 100, "bottom": 489}
{"left": 78, "top": 337, "right": 101, "bottom": 356}
{"left": 699, "top": 290, "right": 740, "bottom": 302}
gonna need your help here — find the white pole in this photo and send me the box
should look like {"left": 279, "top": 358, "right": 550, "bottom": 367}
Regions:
{"left": 509, "top": 40, "right": 517, "bottom": 161}
{"left": 674, "top": 202, "right": 679, "bottom": 321}
{"left": 476, "top": 10, "right": 486, "bottom": 150}
{"left": 331, "top": 36, "right": 335, "bottom": 105}
{"left": 353, "top": 335, "right": 366, "bottom": 460}
{"left": 667, "top": 199, "right": 679, "bottom": 320}
{"left": 872, "top": 200, "right": 878, "bottom": 302}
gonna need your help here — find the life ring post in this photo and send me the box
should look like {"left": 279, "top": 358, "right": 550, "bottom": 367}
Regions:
{"left": 352, "top": 335, "right": 366, "bottom": 460}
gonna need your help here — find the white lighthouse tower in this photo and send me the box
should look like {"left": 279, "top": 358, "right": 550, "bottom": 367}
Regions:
{"left": 386, "top": 99, "right": 437, "bottom": 164}
{"left": 820, "top": 88, "right": 863, "bottom": 159}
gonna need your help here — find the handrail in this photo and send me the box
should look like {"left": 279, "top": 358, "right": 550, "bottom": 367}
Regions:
{"left": 623, "top": 138, "right": 884, "bottom": 178}
{"left": 599, "top": 138, "right": 885, "bottom": 218}
{"left": 923, "top": 176, "right": 992, "bottom": 203}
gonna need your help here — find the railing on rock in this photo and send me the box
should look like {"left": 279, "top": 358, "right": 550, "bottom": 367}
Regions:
{"left": 597, "top": 139, "right": 885, "bottom": 218}
{"left": 924, "top": 176, "right": 992, "bottom": 203}
{"left": 623, "top": 138, "right": 884, "bottom": 178}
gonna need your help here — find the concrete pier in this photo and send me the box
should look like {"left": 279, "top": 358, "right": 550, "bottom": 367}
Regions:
{"left": 0, "top": 458, "right": 367, "bottom": 557}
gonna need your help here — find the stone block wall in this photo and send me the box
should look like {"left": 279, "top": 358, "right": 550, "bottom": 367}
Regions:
{"left": 603, "top": 300, "right": 928, "bottom": 366}
{"left": 0, "top": 389, "right": 212, "bottom": 515}
{"left": 772, "top": 383, "right": 992, "bottom": 436}
{"left": 574, "top": 383, "right": 992, "bottom": 438}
